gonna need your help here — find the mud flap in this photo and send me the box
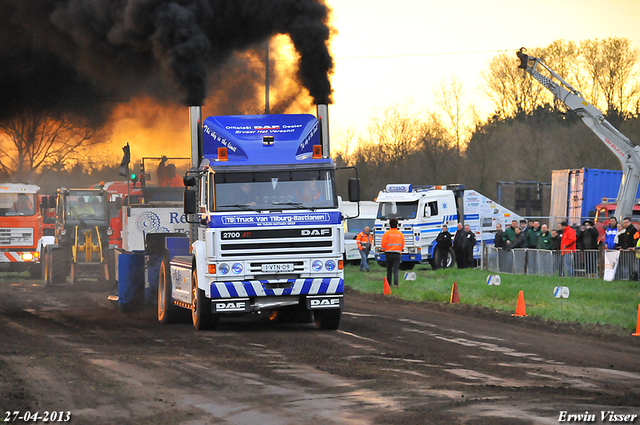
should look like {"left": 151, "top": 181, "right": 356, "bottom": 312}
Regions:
{"left": 306, "top": 294, "right": 344, "bottom": 309}
{"left": 213, "top": 298, "right": 250, "bottom": 313}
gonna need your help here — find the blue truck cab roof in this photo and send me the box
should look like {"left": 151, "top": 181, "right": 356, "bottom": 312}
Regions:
{"left": 202, "top": 114, "right": 332, "bottom": 168}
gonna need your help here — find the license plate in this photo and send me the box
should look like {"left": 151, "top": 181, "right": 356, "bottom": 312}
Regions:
{"left": 262, "top": 263, "right": 294, "bottom": 273}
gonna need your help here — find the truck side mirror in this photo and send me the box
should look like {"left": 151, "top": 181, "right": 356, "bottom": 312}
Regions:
{"left": 40, "top": 197, "right": 48, "bottom": 210}
{"left": 114, "top": 197, "right": 123, "bottom": 210}
{"left": 183, "top": 176, "right": 197, "bottom": 187}
{"left": 348, "top": 178, "right": 360, "bottom": 202}
{"left": 184, "top": 189, "right": 197, "bottom": 214}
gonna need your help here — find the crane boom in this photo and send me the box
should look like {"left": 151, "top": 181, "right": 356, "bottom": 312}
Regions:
{"left": 517, "top": 47, "right": 640, "bottom": 221}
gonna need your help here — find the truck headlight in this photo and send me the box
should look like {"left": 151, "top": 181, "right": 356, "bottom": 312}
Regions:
{"left": 219, "top": 263, "right": 230, "bottom": 275}
{"left": 312, "top": 260, "right": 323, "bottom": 272}
{"left": 232, "top": 262, "right": 243, "bottom": 274}
{"left": 325, "top": 260, "right": 336, "bottom": 271}
{"left": 21, "top": 252, "right": 34, "bottom": 262}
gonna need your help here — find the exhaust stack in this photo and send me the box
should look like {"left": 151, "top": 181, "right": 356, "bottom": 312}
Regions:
{"left": 316, "top": 104, "right": 330, "bottom": 158}
{"left": 189, "top": 106, "right": 202, "bottom": 168}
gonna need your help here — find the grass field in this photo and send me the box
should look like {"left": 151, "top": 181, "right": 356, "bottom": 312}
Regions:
{"left": 344, "top": 262, "right": 640, "bottom": 332}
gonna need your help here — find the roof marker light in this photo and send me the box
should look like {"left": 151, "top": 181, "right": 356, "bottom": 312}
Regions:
{"left": 218, "top": 147, "right": 228, "bottom": 161}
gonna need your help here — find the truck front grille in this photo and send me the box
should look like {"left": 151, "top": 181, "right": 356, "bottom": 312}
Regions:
{"left": 0, "top": 228, "right": 34, "bottom": 247}
{"left": 219, "top": 227, "right": 335, "bottom": 258}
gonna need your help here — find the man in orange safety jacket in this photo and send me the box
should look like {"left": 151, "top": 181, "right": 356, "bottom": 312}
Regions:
{"left": 559, "top": 221, "right": 576, "bottom": 277}
{"left": 381, "top": 218, "right": 405, "bottom": 287}
{"left": 356, "top": 226, "right": 373, "bottom": 272}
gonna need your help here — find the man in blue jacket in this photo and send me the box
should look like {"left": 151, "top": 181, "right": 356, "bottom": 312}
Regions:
{"left": 604, "top": 217, "right": 618, "bottom": 249}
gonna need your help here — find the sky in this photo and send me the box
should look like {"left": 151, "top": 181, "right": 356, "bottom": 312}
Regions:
{"left": 324, "top": 0, "right": 640, "bottom": 149}
{"left": 16, "top": 0, "right": 639, "bottom": 164}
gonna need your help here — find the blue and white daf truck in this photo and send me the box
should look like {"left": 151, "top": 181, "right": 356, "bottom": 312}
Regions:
{"left": 157, "top": 105, "right": 358, "bottom": 330}
{"left": 374, "top": 184, "right": 520, "bottom": 269}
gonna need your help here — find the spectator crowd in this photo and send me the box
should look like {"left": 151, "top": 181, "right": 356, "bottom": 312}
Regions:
{"left": 492, "top": 216, "right": 640, "bottom": 252}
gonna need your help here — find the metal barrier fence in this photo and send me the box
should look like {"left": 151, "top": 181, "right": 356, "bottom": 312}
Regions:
{"left": 486, "top": 247, "right": 638, "bottom": 280}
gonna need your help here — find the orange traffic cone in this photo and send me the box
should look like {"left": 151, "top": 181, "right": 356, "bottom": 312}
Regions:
{"left": 512, "top": 290, "right": 527, "bottom": 317}
{"left": 383, "top": 277, "right": 392, "bottom": 295}
{"left": 450, "top": 281, "right": 460, "bottom": 304}
{"left": 633, "top": 305, "right": 640, "bottom": 336}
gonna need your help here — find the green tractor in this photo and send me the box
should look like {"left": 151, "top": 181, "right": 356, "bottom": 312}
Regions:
{"left": 42, "top": 188, "right": 117, "bottom": 285}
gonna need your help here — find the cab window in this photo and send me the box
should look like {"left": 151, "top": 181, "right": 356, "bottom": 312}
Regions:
{"left": 424, "top": 201, "right": 438, "bottom": 218}
{"left": 594, "top": 207, "right": 607, "bottom": 223}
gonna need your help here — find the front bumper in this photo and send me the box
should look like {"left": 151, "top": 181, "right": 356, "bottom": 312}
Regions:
{"left": 0, "top": 251, "right": 40, "bottom": 263}
{"left": 375, "top": 253, "right": 422, "bottom": 263}
{"left": 210, "top": 277, "right": 343, "bottom": 298}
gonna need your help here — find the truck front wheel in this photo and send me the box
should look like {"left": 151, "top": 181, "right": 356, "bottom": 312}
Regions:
{"left": 445, "top": 248, "right": 456, "bottom": 268}
{"left": 50, "top": 248, "right": 70, "bottom": 284}
{"left": 42, "top": 247, "right": 50, "bottom": 285}
{"left": 314, "top": 309, "right": 341, "bottom": 330}
{"left": 30, "top": 261, "right": 42, "bottom": 280}
{"left": 158, "top": 256, "right": 177, "bottom": 324}
{"left": 192, "top": 268, "right": 218, "bottom": 331}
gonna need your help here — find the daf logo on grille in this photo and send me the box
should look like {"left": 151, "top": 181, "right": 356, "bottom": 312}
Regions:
{"left": 301, "top": 229, "right": 330, "bottom": 236}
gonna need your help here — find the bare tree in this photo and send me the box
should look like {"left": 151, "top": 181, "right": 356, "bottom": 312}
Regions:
{"left": 332, "top": 126, "right": 357, "bottom": 165}
{"left": 481, "top": 50, "right": 546, "bottom": 117}
{"left": 433, "top": 74, "right": 468, "bottom": 155}
{"left": 348, "top": 99, "right": 455, "bottom": 198}
{"left": 539, "top": 39, "right": 584, "bottom": 112}
{"left": 0, "top": 109, "right": 106, "bottom": 182}
{"left": 578, "top": 38, "right": 639, "bottom": 116}
{"left": 481, "top": 38, "right": 640, "bottom": 119}
{"left": 363, "top": 98, "right": 424, "bottom": 164}
{"left": 598, "top": 38, "right": 639, "bottom": 115}
{"left": 414, "top": 112, "right": 460, "bottom": 184}
{"left": 540, "top": 40, "right": 581, "bottom": 83}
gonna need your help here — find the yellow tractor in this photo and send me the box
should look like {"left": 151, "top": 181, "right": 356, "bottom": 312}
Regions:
{"left": 42, "top": 188, "right": 115, "bottom": 285}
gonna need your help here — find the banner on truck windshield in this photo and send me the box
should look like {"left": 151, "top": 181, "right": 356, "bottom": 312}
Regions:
{"left": 211, "top": 211, "right": 341, "bottom": 228}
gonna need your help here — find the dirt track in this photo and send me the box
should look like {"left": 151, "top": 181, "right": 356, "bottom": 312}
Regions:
{"left": 1, "top": 276, "right": 639, "bottom": 425}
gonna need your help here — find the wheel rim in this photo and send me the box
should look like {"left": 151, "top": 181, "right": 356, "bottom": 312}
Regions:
{"left": 159, "top": 266, "right": 166, "bottom": 317}
{"left": 47, "top": 251, "right": 53, "bottom": 284}
{"left": 192, "top": 273, "right": 198, "bottom": 321}
{"left": 44, "top": 252, "right": 49, "bottom": 283}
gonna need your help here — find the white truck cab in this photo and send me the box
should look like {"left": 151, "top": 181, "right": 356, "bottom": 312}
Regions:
{"left": 374, "top": 184, "right": 520, "bottom": 269}
{"left": 340, "top": 200, "right": 377, "bottom": 262}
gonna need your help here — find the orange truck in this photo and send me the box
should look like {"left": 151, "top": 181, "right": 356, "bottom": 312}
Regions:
{"left": 0, "top": 184, "right": 54, "bottom": 278}
{"left": 592, "top": 201, "right": 640, "bottom": 243}
{"left": 89, "top": 181, "right": 142, "bottom": 249}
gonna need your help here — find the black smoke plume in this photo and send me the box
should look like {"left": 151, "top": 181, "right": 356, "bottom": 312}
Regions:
{"left": 0, "top": 0, "right": 334, "bottom": 122}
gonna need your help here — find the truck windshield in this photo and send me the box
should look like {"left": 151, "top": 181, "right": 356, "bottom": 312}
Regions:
{"left": 0, "top": 193, "right": 36, "bottom": 216}
{"left": 377, "top": 201, "right": 419, "bottom": 220}
{"left": 214, "top": 170, "right": 336, "bottom": 211}
{"left": 65, "top": 193, "right": 107, "bottom": 220}
{"left": 346, "top": 218, "right": 375, "bottom": 234}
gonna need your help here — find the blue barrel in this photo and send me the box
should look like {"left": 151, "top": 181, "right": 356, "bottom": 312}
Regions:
{"left": 145, "top": 254, "right": 163, "bottom": 307}
{"left": 118, "top": 253, "right": 145, "bottom": 311}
